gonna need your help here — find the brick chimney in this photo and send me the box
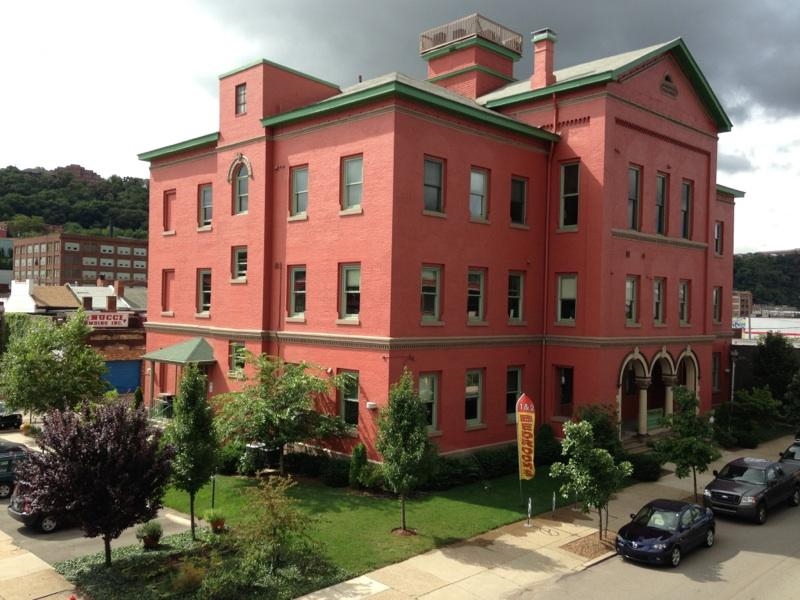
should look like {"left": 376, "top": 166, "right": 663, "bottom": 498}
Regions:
{"left": 113, "top": 279, "right": 125, "bottom": 299}
{"left": 531, "top": 28, "right": 557, "bottom": 89}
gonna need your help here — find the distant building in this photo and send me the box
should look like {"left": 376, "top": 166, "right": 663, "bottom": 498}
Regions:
{"left": 732, "top": 290, "right": 753, "bottom": 318}
{"left": 12, "top": 232, "right": 148, "bottom": 286}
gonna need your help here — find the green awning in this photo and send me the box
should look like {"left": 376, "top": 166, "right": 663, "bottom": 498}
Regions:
{"left": 141, "top": 337, "right": 216, "bottom": 365}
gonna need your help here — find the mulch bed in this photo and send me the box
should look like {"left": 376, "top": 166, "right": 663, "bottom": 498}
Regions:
{"left": 560, "top": 532, "right": 616, "bottom": 560}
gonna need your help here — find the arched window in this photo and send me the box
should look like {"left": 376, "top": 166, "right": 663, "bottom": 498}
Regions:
{"left": 234, "top": 163, "right": 249, "bottom": 214}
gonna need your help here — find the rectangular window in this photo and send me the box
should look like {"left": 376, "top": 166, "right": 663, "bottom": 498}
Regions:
{"left": 469, "top": 168, "right": 488, "bottom": 219}
{"left": 712, "top": 286, "right": 722, "bottom": 323}
{"left": 419, "top": 373, "right": 438, "bottom": 429}
{"left": 133, "top": 260, "right": 147, "bottom": 270}
{"left": 134, "top": 247, "right": 147, "bottom": 256}
{"left": 228, "top": 341, "right": 246, "bottom": 373}
{"left": 163, "top": 190, "right": 175, "bottom": 231}
{"left": 420, "top": 266, "right": 441, "bottom": 321}
{"left": 510, "top": 177, "right": 527, "bottom": 225}
{"left": 100, "top": 245, "right": 114, "bottom": 254}
{"left": 560, "top": 163, "right": 579, "bottom": 228}
{"left": 235, "top": 83, "right": 247, "bottom": 115}
{"left": 232, "top": 247, "right": 247, "bottom": 279}
{"left": 197, "top": 269, "right": 212, "bottom": 313}
{"left": 507, "top": 272, "right": 524, "bottom": 321}
{"left": 680, "top": 181, "right": 692, "bottom": 239}
{"left": 161, "top": 269, "right": 174, "bottom": 312}
{"left": 234, "top": 164, "right": 249, "bottom": 214}
{"left": 627, "top": 166, "right": 640, "bottom": 230}
{"left": 339, "top": 264, "right": 361, "bottom": 319}
{"left": 100, "top": 258, "right": 114, "bottom": 267}
{"left": 506, "top": 367, "right": 522, "bottom": 418}
{"left": 465, "top": 369, "right": 483, "bottom": 425}
{"left": 466, "top": 269, "right": 486, "bottom": 321}
{"left": 117, "top": 246, "right": 131, "bottom": 255}
{"left": 198, "top": 184, "right": 212, "bottom": 226}
{"left": 291, "top": 166, "right": 308, "bottom": 216}
{"left": 714, "top": 221, "right": 724, "bottom": 255}
{"left": 116, "top": 259, "right": 130, "bottom": 268}
{"left": 555, "top": 366, "right": 574, "bottom": 417}
{"left": 625, "top": 276, "right": 639, "bottom": 324}
{"left": 655, "top": 173, "right": 667, "bottom": 234}
{"left": 678, "top": 280, "right": 690, "bottom": 324}
{"left": 557, "top": 274, "right": 577, "bottom": 322}
{"left": 653, "top": 277, "right": 666, "bottom": 324}
{"left": 712, "top": 353, "right": 721, "bottom": 392}
{"left": 289, "top": 266, "right": 306, "bottom": 317}
{"left": 423, "top": 158, "right": 444, "bottom": 212}
{"left": 340, "top": 371, "right": 359, "bottom": 426}
{"left": 342, "top": 156, "right": 363, "bottom": 210}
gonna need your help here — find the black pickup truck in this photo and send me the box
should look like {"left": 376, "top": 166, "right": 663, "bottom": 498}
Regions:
{"left": 703, "top": 457, "right": 800, "bottom": 524}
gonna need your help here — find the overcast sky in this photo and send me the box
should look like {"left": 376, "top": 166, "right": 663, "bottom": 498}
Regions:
{"left": 1, "top": 0, "right": 798, "bottom": 253}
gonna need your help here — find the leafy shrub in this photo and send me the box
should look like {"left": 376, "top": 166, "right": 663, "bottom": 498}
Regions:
{"left": 349, "top": 444, "right": 367, "bottom": 488}
{"left": 424, "top": 455, "right": 483, "bottom": 490}
{"left": 576, "top": 404, "right": 623, "bottom": 457}
{"left": 473, "top": 445, "right": 517, "bottom": 477}
{"left": 320, "top": 459, "right": 350, "bottom": 487}
{"left": 217, "top": 441, "right": 245, "bottom": 476}
{"left": 623, "top": 452, "right": 663, "bottom": 481}
{"left": 171, "top": 561, "right": 205, "bottom": 594}
{"left": 713, "top": 388, "right": 780, "bottom": 449}
{"left": 358, "top": 462, "right": 386, "bottom": 491}
{"left": 135, "top": 520, "right": 163, "bottom": 541}
{"left": 535, "top": 423, "right": 562, "bottom": 466}
{"left": 284, "top": 451, "right": 328, "bottom": 477}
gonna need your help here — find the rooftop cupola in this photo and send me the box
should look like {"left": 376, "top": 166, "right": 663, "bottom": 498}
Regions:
{"left": 420, "top": 14, "right": 522, "bottom": 99}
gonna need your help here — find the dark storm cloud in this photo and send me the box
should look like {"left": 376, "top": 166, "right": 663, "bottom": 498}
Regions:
{"left": 197, "top": 0, "right": 800, "bottom": 126}
{"left": 717, "top": 152, "right": 755, "bottom": 174}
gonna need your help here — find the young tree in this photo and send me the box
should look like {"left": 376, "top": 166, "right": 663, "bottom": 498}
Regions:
{"left": 784, "top": 372, "right": 800, "bottom": 432}
{"left": 376, "top": 369, "right": 436, "bottom": 533}
{"left": 654, "top": 387, "right": 720, "bottom": 501}
{"left": 550, "top": 420, "right": 632, "bottom": 539}
{"left": 166, "top": 363, "right": 217, "bottom": 540}
{"left": 752, "top": 331, "right": 800, "bottom": 403}
{"left": 14, "top": 400, "right": 174, "bottom": 567}
{"left": 0, "top": 311, "right": 107, "bottom": 413}
{"left": 215, "top": 354, "right": 350, "bottom": 475}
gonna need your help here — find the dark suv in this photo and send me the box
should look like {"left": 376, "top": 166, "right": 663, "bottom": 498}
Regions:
{"left": 7, "top": 485, "right": 76, "bottom": 533}
{"left": 0, "top": 442, "right": 30, "bottom": 499}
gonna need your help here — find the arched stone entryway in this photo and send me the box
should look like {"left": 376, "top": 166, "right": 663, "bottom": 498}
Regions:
{"left": 618, "top": 350, "right": 648, "bottom": 437}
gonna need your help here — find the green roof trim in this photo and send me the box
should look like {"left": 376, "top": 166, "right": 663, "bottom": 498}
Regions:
{"left": 428, "top": 64, "right": 515, "bottom": 84}
{"left": 138, "top": 132, "right": 219, "bottom": 162}
{"left": 218, "top": 58, "right": 340, "bottom": 91}
{"left": 262, "top": 80, "right": 559, "bottom": 142}
{"left": 485, "top": 39, "right": 732, "bottom": 132}
{"left": 141, "top": 337, "right": 216, "bottom": 365}
{"left": 421, "top": 36, "right": 522, "bottom": 62}
{"left": 716, "top": 184, "right": 745, "bottom": 198}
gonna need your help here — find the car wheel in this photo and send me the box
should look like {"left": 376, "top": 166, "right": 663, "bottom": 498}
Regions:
{"left": 670, "top": 546, "right": 682, "bottom": 568}
{"left": 39, "top": 515, "right": 58, "bottom": 533}
{"left": 789, "top": 487, "right": 800, "bottom": 507}
{"left": 704, "top": 528, "right": 715, "bottom": 548}
{"left": 0, "top": 482, "right": 12, "bottom": 499}
{"left": 755, "top": 503, "right": 767, "bottom": 525}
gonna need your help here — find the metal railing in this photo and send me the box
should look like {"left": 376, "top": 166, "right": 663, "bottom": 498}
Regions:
{"left": 420, "top": 13, "right": 523, "bottom": 55}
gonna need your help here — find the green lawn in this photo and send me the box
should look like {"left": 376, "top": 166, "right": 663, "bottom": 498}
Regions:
{"left": 163, "top": 473, "right": 566, "bottom": 576}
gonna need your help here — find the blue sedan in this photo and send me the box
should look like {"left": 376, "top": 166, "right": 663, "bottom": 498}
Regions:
{"left": 616, "top": 498, "right": 715, "bottom": 567}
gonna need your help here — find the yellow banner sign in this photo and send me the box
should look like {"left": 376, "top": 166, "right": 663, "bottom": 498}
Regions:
{"left": 516, "top": 393, "right": 535, "bottom": 480}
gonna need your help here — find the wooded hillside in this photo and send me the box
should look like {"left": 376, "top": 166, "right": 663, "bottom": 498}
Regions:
{"left": 734, "top": 251, "right": 800, "bottom": 307}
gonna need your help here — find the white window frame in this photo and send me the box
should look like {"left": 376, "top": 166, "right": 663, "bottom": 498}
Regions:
{"left": 423, "top": 157, "right": 444, "bottom": 213}
{"left": 339, "top": 370, "right": 359, "bottom": 426}
{"left": 653, "top": 277, "right": 666, "bottom": 324}
{"left": 199, "top": 183, "right": 212, "bottom": 227}
{"left": 508, "top": 272, "right": 524, "bottom": 322}
{"left": 419, "top": 372, "right": 438, "bottom": 430}
{"left": 678, "top": 280, "right": 690, "bottom": 324}
{"left": 506, "top": 367, "right": 522, "bottom": 420}
{"left": 655, "top": 173, "right": 667, "bottom": 234}
{"left": 560, "top": 163, "right": 579, "bottom": 228}
{"left": 465, "top": 369, "right": 483, "bottom": 426}
{"left": 342, "top": 156, "right": 363, "bottom": 210}
{"left": 712, "top": 286, "right": 722, "bottom": 323}
{"left": 557, "top": 274, "right": 577, "bottom": 323}
{"left": 198, "top": 269, "right": 212, "bottom": 313}
{"left": 234, "top": 164, "right": 249, "bottom": 214}
{"left": 235, "top": 83, "right": 247, "bottom": 115}
{"left": 510, "top": 177, "right": 527, "bottom": 225}
{"left": 228, "top": 341, "right": 246, "bottom": 374}
{"left": 625, "top": 276, "right": 639, "bottom": 324}
{"left": 232, "top": 246, "right": 247, "bottom": 280}
{"left": 469, "top": 167, "right": 488, "bottom": 219}
{"left": 420, "top": 266, "right": 442, "bottom": 321}
{"left": 680, "top": 181, "right": 692, "bottom": 239}
{"left": 627, "top": 166, "right": 641, "bottom": 230}
{"left": 339, "top": 264, "right": 361, "bottom": 319}
{"left": 466, "top": 269, "right": 486, "bottom": 322}
{"left": 714, "top": 221, "right": 723, "bottom": 255}
{"left": 291, "top": 165, "right": 308, "bottom": 216}
{"left": 289, "top": 266, "right": 306, "bottom": 317}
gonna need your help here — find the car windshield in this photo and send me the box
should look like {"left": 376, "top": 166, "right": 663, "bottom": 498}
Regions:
{"left": 717, "top": 464, "right": 766, "bottom": 485}
{"left": 783, "top": 445, "right": 800, "bottom": 460}
{"left": 632, "top": 506, "right": 679, "bottom": 532}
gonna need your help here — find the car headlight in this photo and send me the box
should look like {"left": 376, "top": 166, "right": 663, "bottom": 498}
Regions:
{"left": 652, "top": 543, "right": 667, "bottom": 550}
{"left": 740, "top": 495, "right": 756, "bottom": 504}
{"left": 703, "top": 489, "right": 712, "bottom": 497}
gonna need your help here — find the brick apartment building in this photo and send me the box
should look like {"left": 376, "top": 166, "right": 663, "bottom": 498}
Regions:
{"left": 139, "top": 14, "right": 741, "bottom": 457}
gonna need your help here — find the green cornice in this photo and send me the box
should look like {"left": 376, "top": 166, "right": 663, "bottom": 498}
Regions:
{"left": 138, "top": 133, "right": 219, "bottom": 162}
{"left": 262, "top": 80, "right": 559, "bottom": 142}
{"left": 716, "top": 184, "right": 745, "bottom": 198}
{"left": 218, "top": 58, "right": 339, "bottom": 91}
{"left": 486, "top": 39, "right": 732, "bottom": 133}
{"left": 428, "top": 64, "right": 515, "bottom": 84}
{"left": 421, "top": 36, "right": 521, "bottom": 62}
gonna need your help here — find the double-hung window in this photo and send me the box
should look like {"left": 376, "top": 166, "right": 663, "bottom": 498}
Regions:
{"left": 419, "top": 373, "right": 438, "bottom": 430}
{"left": 235, "top": 83, "right": 247, "bottom": 115}
{"left": 653, "top": 278, "right": 666, "bottom": 324}
{"left": 680, "top": 181, "right": 692, "bottom": 239}
{"left": 232, "top": 246, "right": 247, "bottom": 280}
{"left": 342, "top": 156, "right": 363, "bottom": 210}
{"left": 163, "top": 190, "right": 175, "bottom": 232}
{"left": 507, "top": 272, "right": 523, "bottom": 321}
{"left": 289, "top": 266, "right": 306, "bottom": 317}
{"left": 557, "top": 274, "right": 577, "bottom": 322}
{"left": 560, "top": 163, "right": 579, "bottom": 228}
{"left": 627, "top": 167, "right": 641, "bottom": 230}
{"left": 198, "top": 184, "right": 212, "bottom": 227}
{"left": 714, "top": 221, "right": 724, "bottom": 255}
{"left": 339, "top": 264, "right": 361, "bottom": 319}
{"left": 510, "top": 177, "right": 527, "bottom": 225}
{"left": 469, "top": 168, "right": 488, "bottom": 219}
{"left": 556, "top": 366, "right": 574, "bottom": 417}
{"left": 228, "top": 341, "right": 246, "bottom": 374}
{"left": 197, "top": 269, "right": 212, "bottom": 313}
{"left": 161, "top": 269, "right": 175, "bottom": 313}
{"left": 678, "top": 280, "right": 690, "bottom": 324}
{"left": 423, "top": 158, "right": 444, "bottom": 213}
{"left": 465, "top": 369, "right": 483, "bottom": 426}
{"left": 234, "top": 164, "right": 249, "bottom": 214}
{"left": 712, "top": 286, "right": 722, "bottom": 323}
{"left": 467, "top": 269, "right": 486, "bottom": 322}
{"left": 655, "top": 174, "right": 667, "bottom": 234}
{"left": 506, "top": 367, "right": 522, "bottom": 420}
{"left": 291, "top": 166, "right": 308, "bottom": 216}
{"left": 420, "top": 266, "right": 442, "bottom": 321}
{"left": 339, "top": 371, "right": 359, "bottom": 426}
{"left": 625, "top": 276, "right": 639, "bottom": 324}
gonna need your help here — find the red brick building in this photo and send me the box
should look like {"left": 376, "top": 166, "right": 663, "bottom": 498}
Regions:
{"left": 139, "top": 14, "right": 741, "bottom": 456}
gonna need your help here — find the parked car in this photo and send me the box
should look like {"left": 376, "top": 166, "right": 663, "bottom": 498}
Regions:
{"left": 7, "top": 485, "right": 76, "bottom": 533}
{"left": 779, "top": 441, "right": 800, "bottom": 465}
{"left": 0, "top": 402, "right": 23, "bottom": 430}
{"left": 0, "top": 442, "right": 30, "bottom": 499}
{"left": 703, "top": 457, "right": 800, "bottom": 524}
{"left": 616, "top": 499, "right": 715, "bottom": 567}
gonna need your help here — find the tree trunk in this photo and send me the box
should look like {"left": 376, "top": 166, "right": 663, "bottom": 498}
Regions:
{"left": 190, "top": 490, "right": 196, "bottom": 540}
{"left": 400, "top": 494, "right": 406, "bottom": 531}
{"left": 692, "top": 467, "right": 698, "bottom": 502}
{"left": 279, "top": 445, "right": 285, "bottom": 476}
{"left": 103, "top": 536, "right": 112, "bottom": 567}
{"left": 598, "top": 507, "right": 603, "bottom": 540}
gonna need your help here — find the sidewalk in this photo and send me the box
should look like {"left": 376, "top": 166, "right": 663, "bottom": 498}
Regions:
{"left": 299, "top": 433, "right": 795, "bottom": 600}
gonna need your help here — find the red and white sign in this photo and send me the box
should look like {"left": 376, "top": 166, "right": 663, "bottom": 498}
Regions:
{"left": 516, "top": 393, "right": 536, "bottom": 480}
{"left": 86, "top": 312, "right": 129, "bottom": 328}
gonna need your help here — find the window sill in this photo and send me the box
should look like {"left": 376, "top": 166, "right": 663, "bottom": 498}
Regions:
{"left": 625, "top": 322, "right": 641, "bottom": 328}
{"left": 680, "top": 322, "right": 692, "bottom": 328}
{"left": 427, "top": 429, "right": 443, "bottom": 438}
{"left": 196, "top": 225, "right": 212, "bottom": 233}
{"left": 162, "top": 230, "right": 176, "bottom": 237}
{"left": 465, "top": 422, "right": 487, "bottom": 431}
{"left": 230, "top": 277, "right": 247, "bottom": 285}
{"left": 653, "top": 322, "right": 667, "bottom": 327}
{"left": 160, "top": 311, "right": 175, "bottom": 318}
{"left": 421, "top": 319, "right": 444, "bottom": 326}
{"left": 227, "top": 370, "right": 246, "bottom": 381}
{"left": 195, "top": 312, "right": 211, "bottom": 319}
{"left": 336, "top": 317, "right": 361, "bottom": 326}
{"left": 339, "top": 206, "right": 363, "bottom": 217}
{"left": 557, "top": 226, "right": 578, "bottom": 233}
{"left": 285, "top": 315, "right": 306, "bottom": 323}
{"left": 554, "top": 320, "right": 576, "bottom": 326}
{"left": 234, "top": 210, "right": 249, "bottom": 216}
{"left": 507, "top": 319, "right": 527, "bottom": 326}
{"left": 288, "top": 212, "right": 308, "bottom": 222}
{"left": 510, "top": 222, "right": 529, "bottom": 230}
{"left": 467, "top": 320, "right": 488, "bottom": 326}
{"left": 469, "top": 217, "right": 490, "bottom": 225}
{"left": 422, "top": 209, "right": 446, "bottom": 219}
